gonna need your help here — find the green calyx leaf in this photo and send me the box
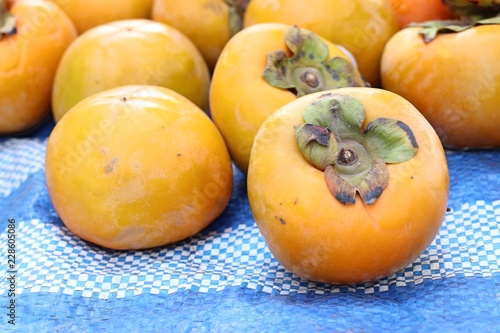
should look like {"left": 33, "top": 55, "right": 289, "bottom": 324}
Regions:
{"left": 0, "top": 0, "right": 16, "bottom": 40}
{"left": 225, "top": 0, "right": 250, "bottom": 36}
{"left": 302, "top": 93, "right": 365, "bottom": 139}
{"left": 364, "top": 118, "right": 418, "bottom": 163}
{"left": 262, "top": 26, "right": 367, "bottom": 97}
{"left": 410, "top": 0, "right": 500, "bottom": 43}
{"left": 294, "top": 123, "right": 337, "bottom": 170}
{"left": 325, "top": 159, "right": 389, "bottom": 205}
{"left": 295, "top": 93, "right": 419, "bottom": 205}
{"left": 410, "top": 12, "right": 500, "bottom": 43}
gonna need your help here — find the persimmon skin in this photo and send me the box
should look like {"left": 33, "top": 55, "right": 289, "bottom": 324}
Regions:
{"left": 152, "top": 0, "right": 232, "bottom": 71}
{"left": 381, "top": 25, "right": 500, "bottom": 148}
{"left": 45, "top": 85, "right": 233, "bottom": 250}
{"left": 210, "top": 23, "right": 361, "bottom": 173}
{"left": 243, "top": 0, "right": 399, "bottom": 87}
{"left": 52, "top": 19, "right": 210, "bottom": 122}
{"left": 388, "top": 0, "right": 453, "bottom": 29}
{"left": 247, "top": 87, "right": 449, "bottom": 284}
{"left": 47, "top": 0, "right": 153, "bottom": 34}
{"left": 0, "top": 0, "right": 77, "bottom": 134}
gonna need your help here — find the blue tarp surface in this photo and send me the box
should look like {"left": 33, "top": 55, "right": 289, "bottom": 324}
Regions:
{"left": 1, "top": 119, "right": 499, "bottom": 332}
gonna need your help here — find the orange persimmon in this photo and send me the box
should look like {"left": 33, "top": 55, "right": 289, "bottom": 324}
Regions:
{"left": 210, "top": 23, "right": 367, "bottom": 173}
{"left": 388, "top": 0, "right": 453, "bottom": 29}
{"left": 381, "top": 20, "right": 500, "bottom": 148}
{"left": 45, "top": 85, "right": 233, "bottom": 250}
{"left": 152, "top": 0, "right": 249, "bottom": 71}
{"left": 0, "top": 0, "right": 76, "bottom": 134}
{"left": 47, "top": 0, "right": 153, "bottom": 34}
{"left": 243, "top": 0, "right": 399, "bottom": 87}
{"left": 247, "top": 87, "right": 449, "bottom": 284}
{"left": 52, "top": 19, "right": 210, "bottom": 122}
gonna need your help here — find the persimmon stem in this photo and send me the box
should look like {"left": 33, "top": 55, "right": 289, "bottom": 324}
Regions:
{"left": 300, "top": 70, "right": 320, "bottom": 88}
{"left": 338, "top": 148, "right": 358, "bottom": 166}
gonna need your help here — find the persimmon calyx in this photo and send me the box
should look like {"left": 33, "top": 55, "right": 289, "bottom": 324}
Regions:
{"left": 262, "top": 26, "right": 368, "bottom": 97}
{"left": 0, "top": 0, "right": 16, "bottom": 39}
{"left": 442, "top": 0, "right": 500, "bottom": 23}
{"left": 225, "top": 0, "right": 250, "bottom": 36}
{"left": 411, "top": 15, "right": 500, "bottom": 43}
{"left": 294, "top": 93, "right": 419, "bottom": 205}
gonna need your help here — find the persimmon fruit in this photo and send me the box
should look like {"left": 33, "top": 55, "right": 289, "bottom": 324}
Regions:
{"left": 247, "top": 87, "right": 449, "bottom": 284}
{"left": 47, "top": 0, "right": 153, "bottom": 34}
{"left": 45, "top": 85, "right": 233, "bottom": 250}
{"left": 210, "top": 23, "right": 367, "bottom": 173}
{"left": 152, "top": 0, "right": 249, "bottom": 71}
{"left": 243, "top": 0, "right": 399, "bottom": 87}
{"left": 381, "top": 19, "right": 500, "bottom": 148}
{"left": 52, "top": 19, "right": 210, "bottom": 122}
{"left": 388, "top": 0, "right": 453, "bottom": 29}
{"left": 0, "top": 0, "right": 76, "bottom": 134}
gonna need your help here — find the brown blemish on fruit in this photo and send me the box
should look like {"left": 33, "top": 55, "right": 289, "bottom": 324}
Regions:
{"left": 105, "top": 158, "right": 118, "bottom": 174}
{"left": 274, "top": 216, "right": 286, "bottom": 225}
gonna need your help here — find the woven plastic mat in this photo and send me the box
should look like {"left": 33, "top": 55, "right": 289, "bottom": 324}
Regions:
{"left": 1, "top": 119, "right": 499, "bottom": 332}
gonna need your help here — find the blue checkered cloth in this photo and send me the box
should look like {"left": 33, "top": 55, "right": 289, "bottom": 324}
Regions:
{"left": 1, "top": 120, "right": 499, "bottom": 332}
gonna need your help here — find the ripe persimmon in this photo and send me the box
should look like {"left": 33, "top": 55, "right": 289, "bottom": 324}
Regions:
{"left": 247, "top": 87, "right": 449, "bottom": 284}
{"left": 47, "top": 0, "right": 153, "bottom": 34}
{"left": 0, "top": 0, "right": 76, "bottom": 134}
{"left": 45, "top": 85, "right": 233, "bottom": 250}
{"left": 381, "top": 18, "right": 500, "bottom": 148}
{"left": 52, "top": 19, "right": 210, "bottom": 122}
{"left": 152, "top": 0, "right": 249, "bottom": 71}
{"left": 388, "top": 0, "right": 453, "bottom": 29}
{"left": 210, "top": 23, "right": 367, "bottom": 172}
{"left": 243, "top": 0, "right": 399, "bottom": 87}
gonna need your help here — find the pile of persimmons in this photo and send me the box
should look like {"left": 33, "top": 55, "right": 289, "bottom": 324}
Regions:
{"left": 1, "top": 0, "right": 498, "bottom": 284}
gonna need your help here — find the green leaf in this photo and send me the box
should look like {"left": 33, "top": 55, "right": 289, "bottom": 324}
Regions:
{"left": 325, "top": 159, "right": 388, "bottom": 205}
{"left": 284, "top": 25, "right": 329, "bottom": 65}
{"left": 322, "top": 57, "right": 365, "bottom": 89}
{"left": 364, "top": 118, "right": 419, "bottom": 163}
{"left": 294, "top": 124, "right": 338, "bottom": 170}
{"left": 353, "top": 159, "right": 389, "bottom": 205}
{"left": 262, "top": 51, "right": 295, "bottom": 89}
{"left": 410, "top": 14, "right": 500, "bottom": 43}
{"left": 325, "top": 165, "right": 356, "bottom": 205}
{"left": 302, "top": 94, "right": 365, "bottom": 140}
{"left": 296, "top": 93, "right": 419, "bottom": 205}
{"left": 262, "top": 26, "right": 368, "bottom": 96}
